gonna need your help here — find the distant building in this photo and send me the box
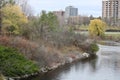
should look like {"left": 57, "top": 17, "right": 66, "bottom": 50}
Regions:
{"left": 67, "top": 16, "right": 81, "bottom": 25}
{"left": 65, "top": 6, "right": 78, "bottom": 24}
{"left": 65, "top": 6, "right": 78, "bottom": 18}
{"left": 67, "top": 15, "right": 90, "bottom": 26}
{"left": 53, "top": 11, "right": 65, "bottom": 27}
{"left": 102, "top": 0, "right": 120, "bottom": 26}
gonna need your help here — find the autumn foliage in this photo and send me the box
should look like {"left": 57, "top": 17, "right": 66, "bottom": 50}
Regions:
{"left": 1, "top": 4, "right": 28, "bottom": 34}
{"left": 89, "top": 19, "right": 106, "bottom": 37}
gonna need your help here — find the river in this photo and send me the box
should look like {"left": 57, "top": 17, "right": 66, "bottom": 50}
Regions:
{"left": 24, "top": 44, "right": 120, "bottom": 80}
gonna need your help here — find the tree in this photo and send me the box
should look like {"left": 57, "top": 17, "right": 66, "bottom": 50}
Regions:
{"left": 39, "top": 11, "right": 58, "bottom": 33}
{"left": 0, "top": 0, "right": 6, "bottom": 33}
{"left": 21, "top": 10, "right": 59, "bottom": 39}
{"left": 0, "top": 0, "right": 16, "bottom": 33}
{"left": 0, "top": 0, "right": 15, "bottom": 7}
{"left": 89, "top": 15, "right": 94, "bottom": 20}
{"left": 1, "top": 4, "right": 28, "bottom": 34}
{"left": 15, "top": 0, "right": 33, "bottom": 16}
{"left": 39, "top": 10, "right": 48, "bottom": 37}
{"left": 47, "top": 12, "right": 58, "bottom": 31}
{"left": 88, "top": 19, "right": 106, "bottom": 37}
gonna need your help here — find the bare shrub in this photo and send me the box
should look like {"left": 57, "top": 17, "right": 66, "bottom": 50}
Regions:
{"left": 0, "top": 36, "right": 38, "bottom": 59}
{"left": 42, "top": 31, "right": 87, "bottom": 49}
{"left": 0, "top": 36, "right": 63, "bottom": 67}
{"left": 0, "top": 36, "right": 10, "bottom": 46}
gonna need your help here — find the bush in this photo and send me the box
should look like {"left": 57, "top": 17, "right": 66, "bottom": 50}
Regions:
{"left": 0, "top": 46, "right": 39, "bottom": 77}
{"left": 0, "top": 36, "right": 39, "bottom": 59}
{"left": 0, "top": 36, "right": 63, "bottom": 67}
{"left": 42, "top": 31, "right": 87, "bottom": 48}
{"left": 89, "top": 19, "right": 106, "bottom": 37}
{"left": 89, "top": 43, "right": 99, "bottom": 53}
{"left": 77, "top": 40, "right": 99, "bottom": 54}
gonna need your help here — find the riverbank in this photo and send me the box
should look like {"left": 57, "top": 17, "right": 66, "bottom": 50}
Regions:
{"left": 5, "top": 50, "right": 95, "bottom": 80}
{"left": 0, "top": 45, "right": 39, "bottom": 80}
{"left": 4, "top": 40, "right": 120, "bottom": 80}
{"left": 26, "top": 44, "right": 120, "bottom": 80}
{"left": 0, "top": 35, "right": 99, "bottom": 80}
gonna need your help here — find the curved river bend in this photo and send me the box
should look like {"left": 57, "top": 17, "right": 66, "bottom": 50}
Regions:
{"left": 24, "top": 45, "right": 120, "bottom": 80}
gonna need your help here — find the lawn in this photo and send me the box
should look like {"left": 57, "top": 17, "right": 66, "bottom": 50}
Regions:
{"left": 75, "top": 31, "right": 120, "bottom": 38}
{"left": 105, "top": 32, "right": 120, "bottom": 40}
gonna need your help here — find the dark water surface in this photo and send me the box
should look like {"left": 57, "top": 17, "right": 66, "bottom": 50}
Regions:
{"left": 25, "top": 45, "right": 120, "bottom": 80}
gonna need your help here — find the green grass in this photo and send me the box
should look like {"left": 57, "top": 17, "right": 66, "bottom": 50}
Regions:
{"left": 77, "top": 25, "right": 120, "bottom": 31}
{"left": 0, "top": 45, "right": 39, "bottom": 77}
{"left": 106, "top": 34, "right": 120, "bottom": 37}
{"left": 105, "top": 32, "right": 120, "bottom": 37}
{"left": 106, "top": 26, "right": 120, "bottom": 31}
{"left": 78, "top": 25, "right": 88, "bottom": 31}
{"left": 75, "top": 25, "right": 120, "bottom": 41}
{"left": 105, "top": 32, "right": 120, "bottom": 41}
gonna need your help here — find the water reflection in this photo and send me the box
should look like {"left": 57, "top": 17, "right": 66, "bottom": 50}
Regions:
{"left": 24, "top": 45, "right": 120, "bottom": 80}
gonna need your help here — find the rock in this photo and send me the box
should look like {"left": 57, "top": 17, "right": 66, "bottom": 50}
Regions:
{"left": 24, "top": 74, "right": 29, "bottom": 78}
{"left": 41, "top": 68, "right": 48, "bottom": 73}
{"left": 66, "top": 57, "right": 73, "bottom": 63}
{"left": 82, "top": 53, "right": 90, "bottom": 57}
{"left": 8, "top": 78, "right": 14, "bottom": 80}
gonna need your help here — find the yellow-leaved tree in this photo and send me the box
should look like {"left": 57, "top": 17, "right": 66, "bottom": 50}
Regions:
{"left": 1, "top": 4, "right": 28, "bottom": 34}
{"left": 89, "top": 19, "right": 106, "bottom": 37}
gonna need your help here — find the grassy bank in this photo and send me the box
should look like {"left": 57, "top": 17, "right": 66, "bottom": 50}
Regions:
{"left": 104, "top": 33, "right": 120, "bottom": 42}
{"left": 0, "top": 45, "right": 39, "bottom": 77}
{"left": 0, "top": 32, "right": 99, "bottom": 77}
{"left": 105, "top": 32, "right": 120, "bottom": 37}
{"left": 0, "top": 22, "right": 102, "bottom": 79}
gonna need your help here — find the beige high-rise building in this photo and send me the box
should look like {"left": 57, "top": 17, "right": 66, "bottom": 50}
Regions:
{"left": 53, "top": 11, "right": 65, "bottom": 27}
{"left": 102, "top": 0, "right": 120, "bottom": 25}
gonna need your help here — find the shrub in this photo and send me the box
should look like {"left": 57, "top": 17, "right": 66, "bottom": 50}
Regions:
{"left": 76, "top": 40, "right": 99, "bottom": 55}
{"left": 89, "top": 43, "right": 99, "bottom": 53}
{"left": 89, "top": 19, "right": 106, "bottom": 37}
{"left": 0, "top": 36, "right": 39, "bottom": 59}
{"left": 0, "top": 36, "right": 63, "bottom": 67}
{"left": 0, "top": 46, "right": 39, "bottom": 77}
{"left": 42, "top": 31, "right": 87, "bottom": 48}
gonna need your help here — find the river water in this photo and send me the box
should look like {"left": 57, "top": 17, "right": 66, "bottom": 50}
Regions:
{"left": 26, "top": 45, "right": 120, "bottom": 80}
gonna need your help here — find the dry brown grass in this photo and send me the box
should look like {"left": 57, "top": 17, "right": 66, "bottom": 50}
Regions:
{"left": 59, "top": 46, "right": 83, "bottom": 54}
{"left": 0, "top": 36, "right": 64, "bottom": 67}
{"left": 0, "top": 33, "right": 94, "bottom": 67}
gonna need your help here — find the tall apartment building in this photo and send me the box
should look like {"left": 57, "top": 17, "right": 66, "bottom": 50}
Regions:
{"left": 102, "top": 0, "right": 120, "bottom": 25}
{"left": 65, "top": 6, "right": 78, "bottom": 18}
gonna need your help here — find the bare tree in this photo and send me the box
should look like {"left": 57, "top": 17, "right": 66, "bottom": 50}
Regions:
{"left": 15, "top": 0, "right": 33, "bottom": 16}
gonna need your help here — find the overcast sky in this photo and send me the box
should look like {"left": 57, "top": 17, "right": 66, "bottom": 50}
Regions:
{"left": 29, "top": 0, "right": 102, "bottom": 17}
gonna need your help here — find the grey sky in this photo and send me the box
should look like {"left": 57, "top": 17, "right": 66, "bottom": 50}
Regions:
{"left": 29, "top": 0, "right": 102, "bottom": 17}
